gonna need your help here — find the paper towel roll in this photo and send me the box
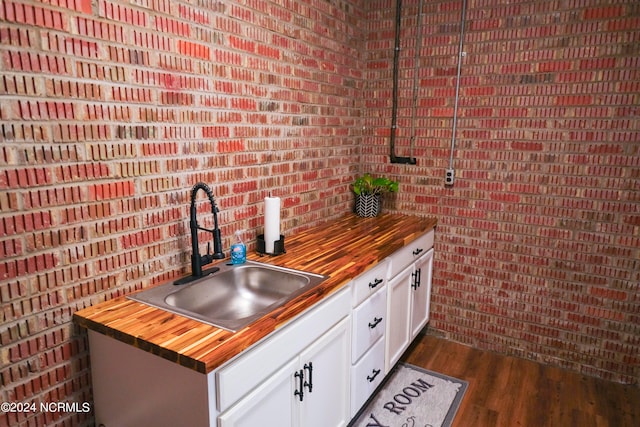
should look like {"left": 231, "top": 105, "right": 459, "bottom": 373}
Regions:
{"left": 264, "top": 196, "right": 281, "bottom": 253}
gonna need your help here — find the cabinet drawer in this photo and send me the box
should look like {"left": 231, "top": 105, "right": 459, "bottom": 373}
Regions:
{"left": 350, "top": 337, "right": 385, "bottom": 416}
{"left": 387, "top": 230, "right": 434, "bottom": 279}
{"left": 351, "top": 285, "right": 386, "bottom": 363}
{"left": 216, "top": 287, "right": 350, "bottom": 412}
{"left": 351, "top": 259, "right": 389, "bottom": 307}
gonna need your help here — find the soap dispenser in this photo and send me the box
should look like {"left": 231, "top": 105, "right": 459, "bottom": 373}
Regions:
{"left": 230, "top": 230, "right": 246, "bottom": 265}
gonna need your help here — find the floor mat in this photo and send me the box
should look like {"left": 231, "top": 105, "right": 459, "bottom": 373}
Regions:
{"left": 350, "top": 363, "right": 468, "bottom": 427}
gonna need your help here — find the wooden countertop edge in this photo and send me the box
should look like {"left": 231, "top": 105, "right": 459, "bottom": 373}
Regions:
{"left": 74, "top": 213, "right": 437, "bottom": 374}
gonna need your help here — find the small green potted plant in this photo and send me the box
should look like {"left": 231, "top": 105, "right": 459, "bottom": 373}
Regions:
{"left": 352, "top": 173, "right": 399, "bottom": 217}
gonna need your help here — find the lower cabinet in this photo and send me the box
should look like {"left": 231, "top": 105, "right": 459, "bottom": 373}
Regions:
{"left": 218, "top": 316, "right": 351, "bottom": 427}
{"left": 349, "top": 229, "right": 435, "bottom": 416}
{"left": 410, "top": 248, "right": 433, "bottom": 339}
{"left": 86, "top": 230, "right": 435, "bottom": 427}
{"left": 88, "top": 330, "right": 216, "bottom": 427}
{"left": 300, "top": 315, "right": 351, "bottom": 427}
{"left": 385, "top": 262, "right": 414, "bottom": 372}
{"left": 349, "top": 260, "right": 388, "bottom": 417}
{"left": 218, "top": 357, "right": 297, "bottom": 427}
{"left": 385, "top": 248, "right": 434, "bottom": 373}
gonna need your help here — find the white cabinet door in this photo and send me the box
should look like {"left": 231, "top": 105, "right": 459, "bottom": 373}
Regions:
{"left": 219, "top": 317, "right": 350, "bottom": 427}
{"left": 216, "top": 288, "right": 350, "bottom": 412}
{"left": 218, "top": 358, "right": 297, "bottom": 427}
{"left": 410, "top": 248, "right": 433, "bottom": 339}
{"left": 299, "top": 316, "right": 351, "bottom": 427}
{"left": 385, "top": 262, "right": 414, "bottom": 373}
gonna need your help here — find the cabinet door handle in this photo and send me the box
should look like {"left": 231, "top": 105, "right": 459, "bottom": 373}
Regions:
{"left": 367, "top": 369, "right": 381, "bottom": 383}
{"left": 413, "top": 248, "right": 424, "bottom": 256}
{"left": 294, "top": 370, "right": 304, "bottom": 401}
{"left": 411, "top": 268, "right": 421, "bottom": 290}
{"left": 368, "top": 317, "right": 382, "bottom": 329}
{"left": 369, "top": 278, "right": 383, "bottom": 289}
{"left": 303, "top": 362, "right": 313, "bottom": 393}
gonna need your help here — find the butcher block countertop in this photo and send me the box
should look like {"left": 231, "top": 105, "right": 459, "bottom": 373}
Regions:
{"left": 73, "top": 213, "right": 437, "bottom": 374}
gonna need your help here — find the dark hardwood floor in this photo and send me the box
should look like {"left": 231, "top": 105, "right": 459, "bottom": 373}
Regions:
{"left": 402, "top": 334, "right": 640, "bottom": 427}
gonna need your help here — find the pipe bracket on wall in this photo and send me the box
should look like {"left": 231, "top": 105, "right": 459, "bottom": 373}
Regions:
{"left": 391, "top": 154, "right": 417, "bottom": 165}
{"left": 389, "top": 0, "right": 417, "bottom": 165}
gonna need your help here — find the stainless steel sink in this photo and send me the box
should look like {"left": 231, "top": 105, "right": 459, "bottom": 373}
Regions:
{"left": 128, "top": 261, "right": 327, "bottom": 332}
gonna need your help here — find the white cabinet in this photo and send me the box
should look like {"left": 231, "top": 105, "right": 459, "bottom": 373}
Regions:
{"left": 216, "top": 287, "right": 349, "bottom": 412}
{"left": 410, "top": 248, "right": 433, "bottom": 339}
{"left": 86, "top": 227, "right": 435, "bottom": 427}
{"left": 88, "top": 287, "right": 350, "bottom": 427}
{"left": 349, "top": 260, "right": 388, "bottom": 416}
{"left": 299, "top": 316, "right": 351, "bottom": 427}
{"left": 385, "top": 262, "right": 414, "bottom": 372}
{"left": 218, "top": 287, "right": 351, "bottom": 427}
{"left": 385, "top": 230, "right": 434, "bottom": 373}
{"left": 217, "top": 358, "right": 297, "bottom": 427}
{"left": 88, "top": 330, "right": 217, "bottom": 427}
{"left": 219, "top": 316, "right": 350, "bottom": 427}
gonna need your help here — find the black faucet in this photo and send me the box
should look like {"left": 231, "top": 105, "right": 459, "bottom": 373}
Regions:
{"left": 174, "top": 182, "right": 225, "bottom": 285}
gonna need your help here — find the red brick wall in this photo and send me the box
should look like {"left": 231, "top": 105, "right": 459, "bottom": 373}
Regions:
{"left": 363, "top": 0, "right": 639, "bottom": 384}
{"left": 0, "top": 0, "right": 365, "bottom": 425}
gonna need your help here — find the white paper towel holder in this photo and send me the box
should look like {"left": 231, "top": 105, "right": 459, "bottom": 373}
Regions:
{"left": 256, "top": 234, "right": 285, "bottom": 256}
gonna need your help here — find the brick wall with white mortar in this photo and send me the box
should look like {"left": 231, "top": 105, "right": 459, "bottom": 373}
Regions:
{"left": 363, "top": 0, "right": 639, "bottom": 385}
{"left": 1, "top": 0, "right": 365, "bottom": 425}
{"left": 1, "top": 0, "right": 638, "bottom": 425}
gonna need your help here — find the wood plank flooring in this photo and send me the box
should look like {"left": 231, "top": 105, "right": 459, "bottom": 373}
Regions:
{"left": 402, "top": 334, "right": 640, "bottom": 427}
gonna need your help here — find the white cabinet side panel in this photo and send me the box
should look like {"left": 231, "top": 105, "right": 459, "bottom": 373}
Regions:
{"left": 89, "top": 331, "right": 213, "bottom": 427}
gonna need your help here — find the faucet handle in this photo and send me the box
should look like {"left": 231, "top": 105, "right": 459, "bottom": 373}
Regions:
{"left": 200, "top": 242, "right": 213, "bottom": 266}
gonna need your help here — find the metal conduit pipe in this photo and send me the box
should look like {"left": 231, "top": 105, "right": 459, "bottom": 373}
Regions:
{"left": 389, "top": 0, "right": 416, "bottom": 165}
{"left": 409, "top": 0, "right": 425, "bottom": 159}
{"left": 445, "top": 0, "right": 468, "bottom": 186}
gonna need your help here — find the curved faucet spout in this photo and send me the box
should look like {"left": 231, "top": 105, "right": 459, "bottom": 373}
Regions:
{"left": 187, "top": 182, "right": 225, "bottom": 281}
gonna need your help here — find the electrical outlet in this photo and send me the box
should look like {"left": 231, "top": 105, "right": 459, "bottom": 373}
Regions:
{"left": 445, "top": 169, "right": 455, "bottom": 185}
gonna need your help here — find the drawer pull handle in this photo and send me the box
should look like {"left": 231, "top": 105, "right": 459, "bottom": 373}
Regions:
{"left": 367, "top": 369, "right": 381, "bottom": 382}
{"left": 368, "top": 317, "right": 382, "bottom": 329}
{"left": 368, "top": 278, "right": 383, "bottom": 289}
{"left": 413, "top": 248, "right": 424, "bottom": 256}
